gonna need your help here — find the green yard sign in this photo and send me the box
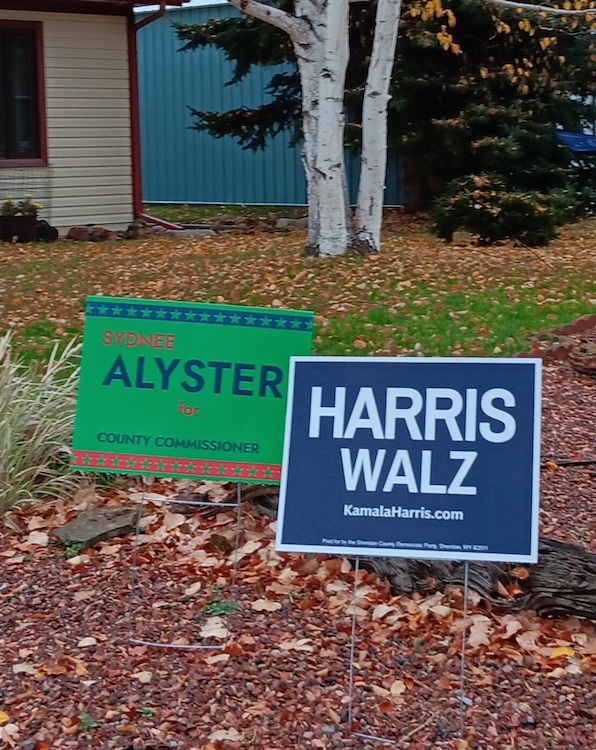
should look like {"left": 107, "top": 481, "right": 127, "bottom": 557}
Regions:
{"left": 71, "top": 296, "right": 313, "bottom": 484}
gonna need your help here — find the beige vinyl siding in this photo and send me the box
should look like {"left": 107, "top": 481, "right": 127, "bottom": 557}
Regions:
{"left": 0, "top": 10, "right": 134, "bottom": 231}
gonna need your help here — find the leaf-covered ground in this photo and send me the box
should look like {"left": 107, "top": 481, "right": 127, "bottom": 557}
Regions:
{"left": 1, "top": 216, "right": 595, "bottom": 362}
{"left": 0, "top": 219, "right": 595, "bottom": 748}
{"left": 0, "top": 359, "right": 595, "bottom": 750}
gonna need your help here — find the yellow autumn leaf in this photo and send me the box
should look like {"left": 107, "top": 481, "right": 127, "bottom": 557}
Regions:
{"left": 549, "top": 646, "right": 575, "bottom": 659}
{"left": 74, "top": 659, "right": 88, "bottom": 676}
{"left": 480, "top": 67, "right": 489, "bottom": 79}
{"left": 0, "top": 711, "right": 9, "bottom": 726}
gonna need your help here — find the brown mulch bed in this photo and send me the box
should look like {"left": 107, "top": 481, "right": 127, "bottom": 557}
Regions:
{"left": 1, "top": 357, "right": 595, "bottom": 749}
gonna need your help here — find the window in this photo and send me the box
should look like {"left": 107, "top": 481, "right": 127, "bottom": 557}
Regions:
{"left": 0, "top": 22, "right": 46, "bottom": 165}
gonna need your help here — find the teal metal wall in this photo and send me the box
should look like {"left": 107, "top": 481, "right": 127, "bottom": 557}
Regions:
{"left": 137, "top": 4, "right": 401, "bottom": 206}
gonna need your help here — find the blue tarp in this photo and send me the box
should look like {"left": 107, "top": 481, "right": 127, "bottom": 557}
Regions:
{"left": 556, "top": 130, "right": 596, "bottom": 153}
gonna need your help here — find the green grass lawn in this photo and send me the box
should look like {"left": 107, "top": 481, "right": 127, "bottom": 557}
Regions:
{"left": 0, "top": 213, "right": 595, "bottom": 364}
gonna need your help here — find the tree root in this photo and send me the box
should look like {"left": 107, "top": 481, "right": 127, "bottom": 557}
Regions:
{"left": 230, "top": 485, "right": 596, "bottom": 620}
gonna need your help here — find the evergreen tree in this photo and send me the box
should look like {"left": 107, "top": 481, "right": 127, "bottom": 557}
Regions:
{"left": 175, "top": 1, "right": 595, "bottom": 209}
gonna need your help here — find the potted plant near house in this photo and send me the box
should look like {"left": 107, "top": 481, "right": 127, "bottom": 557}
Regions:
{"left": 0, "top": 194, "right": 43, "bottom": 242}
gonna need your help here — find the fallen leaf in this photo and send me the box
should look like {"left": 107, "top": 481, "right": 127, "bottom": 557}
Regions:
{"left": 74, "top": 659, "right": 88, "bottom": 676}
{"left": 378, "top": 699, "right": 393, "bottom": 715}
{"left": 499, "top": 615, "right": 524, "bottom": 640}
{"left": 73, "top": 589, "right": 95, "bottom": 602}
{"left": 251, "top": 598, "right": 282, "bottom": 612}
{"left": 371, "top": 685, "right": 390, "bottom": 697}
{"left": 12, "top": 663, "right": 36, "bottom": 675}
{"left": 162, "top": 510, "right": 187, "bottom": 531}
{"left": 429, "top": 604, "right": 452, "bottom": 618}
{"left": 26, "top": 516, "right": 48, "bottom": 531}
{"left": 25, "top": 530, "right": 49, "bottom": 546}
{"left": 467, "top": 617, "right": 492, "bottom": 648}
{"left": 0, "top": 723, "right": 19, "bottom": 747}
{"left": 549, "top": 646, "right": 575, "bottom": 659}
{"left": 279, "top": 638, "right": 314, "bottom": 652}
{"left": 199, "top": 617, "right": 229, "bottom": 640}
{"left": 390, "top": 679, "right": 407, "bottom": 696}
{"left": 236, "top": 539, "right": 262, "bottom": 559}
{"left": 438, "top": 674, "right": 451, "bottom": 690}
{"left": 511, "top": 566, "right": 530, "bottom": 581}
{"left": 371, "top": 603, "right": 396, "bottom": 620}
{"left": 516, "top": 630, "right": 541, "bottom": 652}
{"left": 205, "top": 653, "right": 230, "bottom": 664}
{"left": 0, "top": 711, "right": 9, "bottom": 725}
{"left": 183, "top": 581, "right": 202, "bottom": 597}
{"left": 131, "top": 670, "right": 152, "bottom": 683}
{"left": 208, "top": 727, "right": 243, "bottom": 742}
{"left": 76, "top": 637, "right": 97, "bottom": 648}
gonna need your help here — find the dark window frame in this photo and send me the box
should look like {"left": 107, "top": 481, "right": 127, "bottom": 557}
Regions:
{"left": 0, "top": 20, "right": 47, "bottom": 167}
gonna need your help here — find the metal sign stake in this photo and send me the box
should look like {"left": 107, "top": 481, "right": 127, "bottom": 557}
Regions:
{"left": 459, "top": 561, "right": 470, "bottom": 738}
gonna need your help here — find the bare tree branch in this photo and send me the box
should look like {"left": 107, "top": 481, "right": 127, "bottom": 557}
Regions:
{"left": 482, "top": 0, "right": 595, "bottom": 16}
{"left": 227, "top": 0, "right": 308, "bottom": 42}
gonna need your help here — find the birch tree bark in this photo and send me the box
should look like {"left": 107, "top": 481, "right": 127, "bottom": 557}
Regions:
{"left": 355, "top": 0, "right": 403, "bottom": 254}
{"left": 229, "top": 0, "right": 354, "bottom": 257}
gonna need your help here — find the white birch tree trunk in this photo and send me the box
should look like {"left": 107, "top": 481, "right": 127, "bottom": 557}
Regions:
{"left": 310, "top": 0, "right": 352, "bottom": 256}
{"left": 355, "top": 0, "right": 402, "bottom": 253}
{"left": 229, "top": 0, "right": 353, "bottom": 257}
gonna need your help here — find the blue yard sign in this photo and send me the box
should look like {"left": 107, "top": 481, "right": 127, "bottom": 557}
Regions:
{"left": 276, "top": 357, "right": 541, "bottom": 563}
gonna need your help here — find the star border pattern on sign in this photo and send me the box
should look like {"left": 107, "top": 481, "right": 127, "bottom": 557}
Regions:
{"left": 86, "top": 301, "right": 312, "bottom": 332}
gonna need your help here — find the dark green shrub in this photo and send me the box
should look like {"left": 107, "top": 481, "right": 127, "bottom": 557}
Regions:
{"left": 431, "top": 174, "right": 558, "bottom": 246}
{"left": 574, "top": 186, "right": 596, "bottom": 218}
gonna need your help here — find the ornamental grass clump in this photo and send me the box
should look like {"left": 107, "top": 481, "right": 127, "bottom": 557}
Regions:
{"left": 0, "top": 331, "right": 86, "bottom": 513}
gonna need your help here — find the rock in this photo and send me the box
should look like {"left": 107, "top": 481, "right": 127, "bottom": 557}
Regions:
{"left": 171, "top": 228, "right": 216, "bottom": 237}
{"left": 275, "top": 217, "right": 308, "bottom": 229}
{"left": 88, "top": 226, "right": 118, "bottom": 242}
{"left": 568, "top": 339, "right": 596, "bottom": 379}
{"left": 65, "top": 225, "right": 118, "bottom": 242}
{"left": 122, "top": 219, "right": 154, "bottom": 240}
{"left": 66, "top": 225, "right": 93, "bottom": 241}
{"left": 52, "top": 507, "right": 138, "bottom": 549}
{"left": 36, "top": 220, "right": 59, "bottom": 243}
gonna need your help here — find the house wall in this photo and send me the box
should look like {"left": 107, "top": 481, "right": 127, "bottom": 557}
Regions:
{"left": 136, "top": 4, "right": 402, "bottom": 206}
{"left": 0, "top": 10, "right": 133, "bottom": 231}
